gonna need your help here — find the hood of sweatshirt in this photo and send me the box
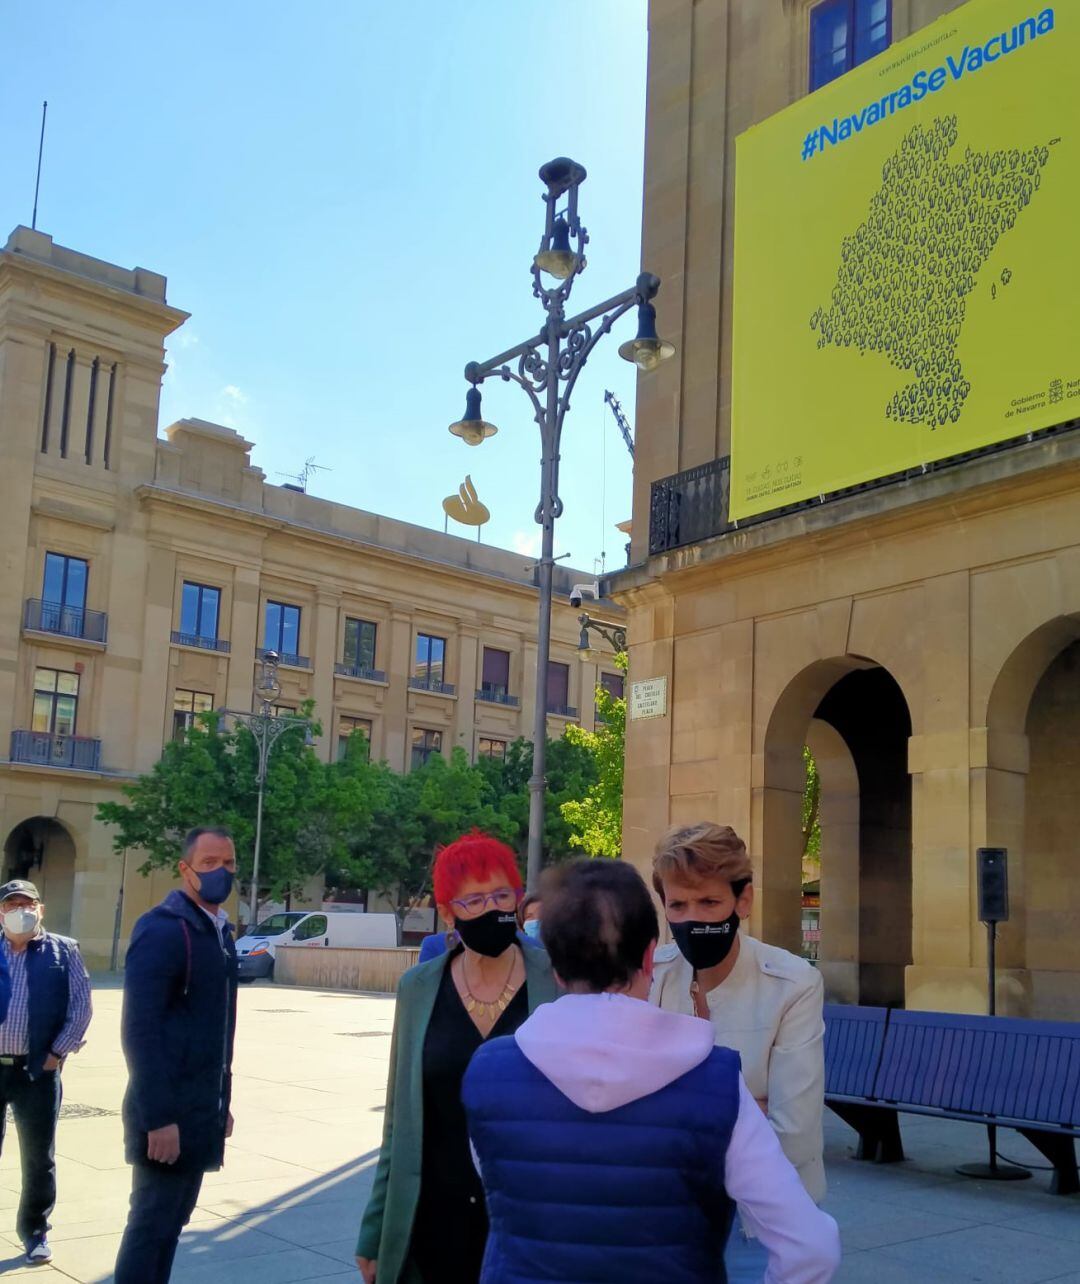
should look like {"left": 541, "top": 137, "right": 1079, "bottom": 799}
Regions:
{"left": 514, "top": 991, "right": 716, "bottom": 1113}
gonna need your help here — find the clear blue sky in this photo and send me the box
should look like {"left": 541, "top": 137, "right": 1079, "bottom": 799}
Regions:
{"left": 3, "top": 1, "right": 648, "bottom": 575}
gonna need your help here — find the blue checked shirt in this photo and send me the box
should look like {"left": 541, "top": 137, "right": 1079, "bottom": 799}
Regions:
{"left": 0, "top": 933, "right": 92, "bottom": 1057}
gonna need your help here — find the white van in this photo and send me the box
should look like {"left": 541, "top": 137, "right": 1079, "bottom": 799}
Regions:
{"left": 235, "top": 909, "right": 398, "bottom": 980}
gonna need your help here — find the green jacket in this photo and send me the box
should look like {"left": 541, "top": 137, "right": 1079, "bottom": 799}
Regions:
{"left": 356, "top": 945, "right": 559, "bottom": 1283}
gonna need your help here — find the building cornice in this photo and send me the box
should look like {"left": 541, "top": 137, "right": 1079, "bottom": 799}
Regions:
{"left": 135, "top": 483, "right": 625, "bottom": 616}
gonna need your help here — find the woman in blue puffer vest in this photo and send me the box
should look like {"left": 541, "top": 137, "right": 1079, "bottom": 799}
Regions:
{"left": 464, "top": 859, "right": 840, "bottom": 1284}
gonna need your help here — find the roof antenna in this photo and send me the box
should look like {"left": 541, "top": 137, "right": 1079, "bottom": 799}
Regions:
{"left": 277, "top": 456, "right": 330, "bottom": 493}
{"left": 32, "top": 101, "right": 47, "bottom": 231}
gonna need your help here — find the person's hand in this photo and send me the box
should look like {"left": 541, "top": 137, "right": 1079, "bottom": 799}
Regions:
{"left": 147, "top": 1124, "right": 181, "bottom": 1164}
{"left": 357, "top": 1256, "right": 376, "bottom": 1282}
{"left": 42, "top": 1054, "right": 61, "bottom": 1073}
{"left": 225, "top": 1110, "right": 235, "bottom": 1139}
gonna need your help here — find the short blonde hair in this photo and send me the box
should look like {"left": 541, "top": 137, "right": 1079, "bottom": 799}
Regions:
{"left": 652, "top": 823, "right": 753, "bottom": 901}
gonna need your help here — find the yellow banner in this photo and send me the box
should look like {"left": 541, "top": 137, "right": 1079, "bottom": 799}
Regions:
{"left": 730, "top": 0, "right": 1078, "bottom": 520}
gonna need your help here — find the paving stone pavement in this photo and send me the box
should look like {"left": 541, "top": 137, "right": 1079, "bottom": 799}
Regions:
{"left": 0, "top": 979, "right": 1075, "bottom": 1282}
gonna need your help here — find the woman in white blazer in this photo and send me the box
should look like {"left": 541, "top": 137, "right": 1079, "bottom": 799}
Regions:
{"left": 650, "top": 822, "right": 827, "bottom": 1281}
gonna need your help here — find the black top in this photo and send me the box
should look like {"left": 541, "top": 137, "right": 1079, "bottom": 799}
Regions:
{"left": 412, "top": 954, "right": 529, "bottom": 1284}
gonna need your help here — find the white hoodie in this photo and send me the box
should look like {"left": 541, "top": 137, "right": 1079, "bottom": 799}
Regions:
{"left": 514, "top": 992, "right": 841, "bottom": 1284}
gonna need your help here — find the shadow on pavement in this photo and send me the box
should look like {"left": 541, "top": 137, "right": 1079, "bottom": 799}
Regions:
{"left": 90, "top": 1149, "right": 380, "bottom": 1284}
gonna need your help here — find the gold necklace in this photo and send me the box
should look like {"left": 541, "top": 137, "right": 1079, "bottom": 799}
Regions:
{"left": 461, "top": 952, "right": 519, "bottom": 1022}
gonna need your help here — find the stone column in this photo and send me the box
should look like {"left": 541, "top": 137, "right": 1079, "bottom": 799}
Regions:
{"left": 454, "top": 626, "right": 480, "bottom": 760}
{"left": 311, "top": 590, "right": 340, "bottom": 758}
{"left": 66, "top": 353, "right": 94, "bottom": 461}
{"left": 385, "top": 611, "right": 414, "bottom": 772}
{"left": 225, "top": 567, "right": 262, "bottom": 712}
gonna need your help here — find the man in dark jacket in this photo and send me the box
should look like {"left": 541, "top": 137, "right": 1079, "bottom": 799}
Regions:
{"left": 0, "top": 878, "right": 88, "bottom": 1266}
{"left": 463, "top": 860, "right": 840, "bottom": 1284}
{"left": 114, "top": 827, "right": 238, "bottom": 1284}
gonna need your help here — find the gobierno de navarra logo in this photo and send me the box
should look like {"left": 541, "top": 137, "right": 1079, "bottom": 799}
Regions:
{"left": 800, "top": 7, "right": 1056, "bottom": 163}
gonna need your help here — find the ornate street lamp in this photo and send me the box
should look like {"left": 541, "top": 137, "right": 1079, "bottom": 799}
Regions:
{"left": 577, "top": 613, "right": 628, "bottom": 663}
{"left": 448, "top": 157, "right": 673, "bottom": 889}
{"left": 218, "top": 650, "right": 312, "bottom": 929}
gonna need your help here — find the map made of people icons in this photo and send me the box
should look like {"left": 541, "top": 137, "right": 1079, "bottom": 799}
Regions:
{"left": 809, "top": 114, "right": 1054, "bottom": 429}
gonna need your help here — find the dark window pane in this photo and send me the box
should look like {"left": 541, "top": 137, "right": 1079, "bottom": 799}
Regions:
{"left": 265, "top": 601, "right": 281, "bottom": 649}
{"left": 282, "top": 606, "right": 300, "bottom": 656}
{"left": 200, "top": 587, "right": 219, "bottom": 640}
{"left": 345, "top": 619, "right": 377, "bottom": 669}
{"left": 547, "top": 661, "right": 569, "bottom": 709}
{"left": 181, "top": 582, "right": 198, "bottom": 635}
{"left": 482, "top": 648, "right": 510, "bottom": 693}
{"left": 64, "top": 558, "right": 87, "bottom": 610}
{"left": 600, "top": 672, "right": 625, "bottom": 700}
{"left": 43, "top": 554, "right": 65, "bottom": 604}
{"left": 415, "top": 634, "right": 446, "bottom": 683}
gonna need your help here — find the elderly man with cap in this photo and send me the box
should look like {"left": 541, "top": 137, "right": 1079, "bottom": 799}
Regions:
{"left": 0, "top": 877, "right": 92, "bottom": 1266}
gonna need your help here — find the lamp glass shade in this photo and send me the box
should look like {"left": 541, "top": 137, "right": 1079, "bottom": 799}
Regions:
{"left": 618, "top": 301, "right": 676, "bottom": 371}
{"left": 534, "top": 216, "right": 576, "bottom": 280}
{"left": 448, "top": 386, "right": 498, "bottom": 446}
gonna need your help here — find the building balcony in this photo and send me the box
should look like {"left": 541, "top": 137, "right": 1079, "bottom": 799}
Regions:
{"left": 171, "top": 630, "right": 231, "bottom": 654}
{"left": 335, "top": 662, "right": 387, "bottom": 683}
{"left": 256, "top": 647, "right": 309, "bottom": 669}
{"left": 10, "top": 730, "right": 102, "bottom": 772}
{"left": 409, "top": 676, "right": 456, "bottom": 696}
{"left": 649, "top": 456, "right": 731, "bottom": 556}
{"left": 476, "top": 687, "right": 520, "bottom": 708}
{"left": 547, "top": 703, "right": 578, "bottom": 719}
{"left": 23, "top": 598, "right": 108, "bottom": 645}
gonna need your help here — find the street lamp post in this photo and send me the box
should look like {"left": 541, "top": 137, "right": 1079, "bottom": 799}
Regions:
{"left": 577, "top": 614, "right": 628, "bottom": 661}
{"left": 448, "top": 157, "right": 674, "bottom": 890}
{"left": 218, "top": 650, "right": 312, "bottom": 929}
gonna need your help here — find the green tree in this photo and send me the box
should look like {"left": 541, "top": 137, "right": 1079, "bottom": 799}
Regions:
{"left": 802, "top": 745, "right": 821, "bottom": 867}
{"left": 560, "top": 654, "right": 627, "bottom": 858}
{"left": 476, "top": 733, "right": 598, "bottom": 867}
{"left": 348, "top": 748, "right": 519, "bottom": 938}
{"left": 96, "top": 708, "right": 342, "bottom": 902}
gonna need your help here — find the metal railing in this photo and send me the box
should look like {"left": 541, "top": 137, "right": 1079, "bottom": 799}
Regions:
{"left": 257, "top": 647, "right": 309, "bottom": 669}
{"left": 23, "top": 598, "right": 108, "bottom": 644}
{"left": 649, "top": 456, "right": 731, "bottom": 555}
{"left": 409, "top": 676, "right": 456, "bottom": 696}
{"left": 335, "top": 662, "right": 387, "bottom": 683}
{"left": 547, "top": 703, "right": 578, "bottom": 719}
{"left": 476, "top": 687, "right": 520, "bottom": 707}
{"left": 10, "top": 730, "right": 102, "bottom": 771}
{"left": 171, "top": 630, "right": 231, "bottom": 653}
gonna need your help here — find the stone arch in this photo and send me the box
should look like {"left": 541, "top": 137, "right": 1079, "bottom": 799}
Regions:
{"left": 760, "top": 656, "right": 912, "bottom": 1005}
{"left": 984, "top": 615, "right": 1080, "bottom": 1018}
{"left": 3, "top": 817, "right": 77, "bottom": 935}
{"left": 806, "top": 718, "right": 860, "bottom": 1004}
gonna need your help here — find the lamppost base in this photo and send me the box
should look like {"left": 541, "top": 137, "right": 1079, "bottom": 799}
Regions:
{"left": 955, "top": 1161, "right": 1031, "bottom": 1181}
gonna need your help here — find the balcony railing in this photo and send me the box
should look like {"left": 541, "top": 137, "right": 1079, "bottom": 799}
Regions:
{"left": 10, "top": 730, "right": 102, "bottom": 771}
{"left": 547, "top": 703, "right": 578, "bottom": 719}
{"left": 171, "top": 630, "right": 231, "bottom": 653}
{"left": 649, "top": 456, "right": 731, "bottom": 555}
{"left": 24, "top": 598, "right": 108, "bottom": 644}
{"left": 409, "top": 676, "right": 456, "bottom": 696}
{"left": 335, "top": 662, "right": 387, "bottom": 683}
{"left": 476, "top": 687, "right": 520, "bottom": 707}
{"left": 257, "top": 647, "right": 309, "bottom": 669}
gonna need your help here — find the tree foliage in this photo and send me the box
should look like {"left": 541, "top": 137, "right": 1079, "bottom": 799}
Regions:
{"left": 560, "top": 654, "right": 627, "bottom": 858}
{"left": 802, "top": 745, "right": 821, "bottom": 865}
{"left": 97, "top": 713, "right": 601, "bottom": 918}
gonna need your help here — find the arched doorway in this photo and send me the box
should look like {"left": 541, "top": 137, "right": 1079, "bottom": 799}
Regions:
{"left": 3, "top": 818, "right": 76, "bottom": 936}
{"left": 762, "top": 659, "right": 913, "bottom": 1007}
{"left": 985, "top": 617, "right": 1080, "bottom": 1018}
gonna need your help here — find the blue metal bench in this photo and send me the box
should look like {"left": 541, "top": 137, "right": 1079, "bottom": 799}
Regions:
{"left": 824, "top": 1005, "right": 1080, "bottom": 1195}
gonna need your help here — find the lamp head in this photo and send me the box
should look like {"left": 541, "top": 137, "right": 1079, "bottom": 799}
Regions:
{"left": 619, "top": 301, "right": 676, "bottom": 372}
{"left": 534, "top": 215, "right": 576, "bottom": 280}
{"left": 448, "top": 385, "right": 498, "bottom": 447}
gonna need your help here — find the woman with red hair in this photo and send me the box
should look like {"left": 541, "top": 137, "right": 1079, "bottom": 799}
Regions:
{"left": 356, "top": 833, "right": 558, "bottom": 1284}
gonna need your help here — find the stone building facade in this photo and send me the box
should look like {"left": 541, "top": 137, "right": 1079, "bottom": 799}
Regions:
{"left": 0, "top": 227, "right": 619, "bottom": 966}
{"left": 616, "top": 0, "right": 1080, "bottom": 1018}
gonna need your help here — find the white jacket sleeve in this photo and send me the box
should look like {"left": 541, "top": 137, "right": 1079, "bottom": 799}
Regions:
{"left": 768, "top": 966, "right": 826, "bottom": 1176}
{"left": 723, "top": 1077, "right": 841, "bottom": 1284}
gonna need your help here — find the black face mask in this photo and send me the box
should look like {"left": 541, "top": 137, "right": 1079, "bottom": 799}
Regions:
{"left": 454, "top": 909, "right": 518, "bottom": 958}
{"left": 670, "top": 911, "right": 741, "bottom": 971}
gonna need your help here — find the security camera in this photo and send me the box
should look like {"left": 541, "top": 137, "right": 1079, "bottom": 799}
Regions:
{"left": 569, "top": 581, "right": 599, "bottom": 609}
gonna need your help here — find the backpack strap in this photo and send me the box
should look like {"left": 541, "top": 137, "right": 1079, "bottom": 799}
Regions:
{"left": 180, "top": 920, "right": 192, "bottom": 996}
